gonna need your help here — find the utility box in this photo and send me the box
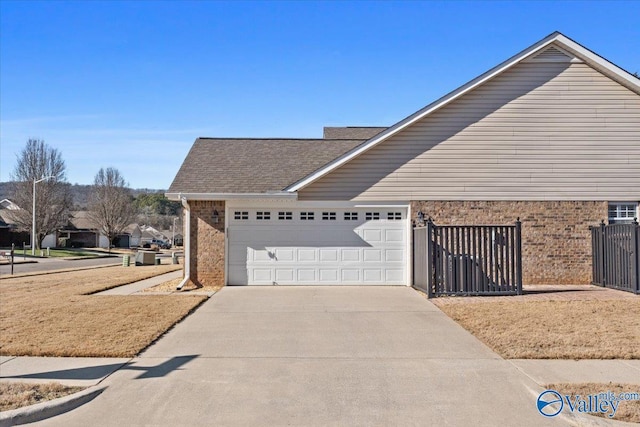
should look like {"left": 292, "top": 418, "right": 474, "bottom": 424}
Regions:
{"left": 135, "top": 251, "right": 156, "bottom": 266}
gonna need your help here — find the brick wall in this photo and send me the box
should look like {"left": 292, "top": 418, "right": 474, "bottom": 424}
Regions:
{"left": 410, "top": 201, "right": 607, "bottom": 285}
{"left": 189, "top": 200, "right": 225, "bottom": 287}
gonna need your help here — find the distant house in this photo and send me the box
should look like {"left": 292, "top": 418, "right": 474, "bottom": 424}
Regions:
{"left": 0, "top": 200, "right": 30, "bottom": 247}
{"left": 167, "top": 32, "right": 639, "bottom": 288}
{"left": 52, "top": 211, "right": 132, "bottom": 249}
{"left": 125, "top": 224, "right": 142, "bottom": 247}
{"left": 139, "top": 225, "right": 170, "bottom": 246}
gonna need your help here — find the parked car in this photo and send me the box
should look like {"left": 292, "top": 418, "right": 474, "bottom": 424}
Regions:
{"left": 142, "top": 239, "right": 171, "bottom": 249}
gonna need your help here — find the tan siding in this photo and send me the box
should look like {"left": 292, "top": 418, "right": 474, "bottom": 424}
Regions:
{"left": 300, "top": 61, "right": 640, "bottom": 201}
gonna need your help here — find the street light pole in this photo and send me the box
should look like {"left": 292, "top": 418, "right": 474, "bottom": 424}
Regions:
{"left": 172, "top": 216, "right": 177, "bottom": 246}
{"left": 32, "top": 176, "right": 55, "bottom": 256}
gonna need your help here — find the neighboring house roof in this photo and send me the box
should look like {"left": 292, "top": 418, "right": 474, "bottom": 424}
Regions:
{"left": 323, "top": 127, "right": 387, "bottom": 139}
{"left": 286, "top": 31, "right": 640, "bottom": 192}
{"left": 124, "top": 223, "right": 142, "bottom": 235}
{"left": 0, "top": 209, "right": 19, "bottom": 226}
{"left": 140, "top": 225, "right": 169, "bottom": 241}
{"left": 65, "top": 211, "right": 98, "bottom": 231}
{"left": 168, "top": 138, "right": 365, "bottom": 194}
{"left": 0, "top": 199, "right": 21, "bottom": 210}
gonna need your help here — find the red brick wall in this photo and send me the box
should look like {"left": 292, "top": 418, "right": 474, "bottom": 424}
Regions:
{"left": 410, "top": 201, "right": 607, "bottom": 285}
{"left": 189, "top": 200, "right": 225, "bottom": 287}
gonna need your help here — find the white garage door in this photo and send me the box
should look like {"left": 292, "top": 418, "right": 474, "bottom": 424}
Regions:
{"left": 227, "top": 207, "right": 408, "bottom": 285}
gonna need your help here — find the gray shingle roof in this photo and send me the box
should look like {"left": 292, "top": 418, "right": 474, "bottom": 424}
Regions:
{"left": 323, "top": 127, "right": 387, "bottom": 139}
{"left": 168, "top": 138, "right": 365, "bottom": 194}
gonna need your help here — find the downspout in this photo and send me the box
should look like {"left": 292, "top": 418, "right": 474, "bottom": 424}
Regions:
{"left": 176, "top": 195, "right": 191, "bottom": 290}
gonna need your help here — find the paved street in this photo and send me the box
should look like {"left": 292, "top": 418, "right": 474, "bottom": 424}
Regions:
{"left": 35, "top": 286, "right": 559, "bottom": 426}
{"left": 0, "top": 255, "right": 120, "bottom": 276}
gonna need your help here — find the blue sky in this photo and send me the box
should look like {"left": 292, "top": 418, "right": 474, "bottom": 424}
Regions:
{"left": 1, "top": 1, "right": 639, "bottom": 189}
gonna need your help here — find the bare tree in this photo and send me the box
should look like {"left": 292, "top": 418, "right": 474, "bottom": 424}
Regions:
{"left": 10, "top": 138, "right": 72, "bottom": 249}
{"left": 88, "top": 167, "right": 135, "bottom": 252}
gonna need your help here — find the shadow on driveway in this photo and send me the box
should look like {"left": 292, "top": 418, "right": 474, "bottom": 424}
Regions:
{"left": 2, "top": 355, "right": 198, "bottom": 381}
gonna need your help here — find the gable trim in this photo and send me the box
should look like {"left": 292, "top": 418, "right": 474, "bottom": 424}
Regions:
{"left": 285, "top": 32, "right": 640, "bottom": 193}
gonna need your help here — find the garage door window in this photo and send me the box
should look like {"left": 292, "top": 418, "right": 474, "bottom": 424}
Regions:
{"left": 278, "top": 211, "right": 292, "bottom": 220}
{"left": 256, "top": 211, "right": 271, "bottom": 220}
{"left": 234, "top": 211, "right": 248, "bottom": 220}
{"left": 300, "top": 212, "right": 315, "bottom": 220}
{"left": 388, "top": 212, "right": 402, "bottom": 220}
{"left": 344, "top": 212, "right": 358, "bottom": 220}
{"left": 365, "top": 212, "right": 380, "bottom": 220}
{"left": 322, "top": 212, "right": 336, "bottom": 220}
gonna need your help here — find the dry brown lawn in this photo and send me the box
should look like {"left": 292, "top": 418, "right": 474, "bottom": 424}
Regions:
{"left": 142, "top": 277, "right": 223, "bottom": 294}
{"left": 0, "top": 265, "right": 207, "bottom": 357}
{"left": 435, "top": 299, "right": 640, "bottom": 359}
{"left": 547, "top": 383, "right": 640, "bottom": 423}
{"left": 0, "top": 382, "right": 85, "bottom": 411}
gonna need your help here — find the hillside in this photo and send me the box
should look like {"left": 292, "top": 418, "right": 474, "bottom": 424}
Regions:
{"left": 0, "top": 182, "right": 165, "bottom": 209}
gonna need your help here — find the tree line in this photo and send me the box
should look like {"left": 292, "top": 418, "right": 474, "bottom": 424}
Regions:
{"left": 8, "top": 138, "right": 181, "bottom": 251}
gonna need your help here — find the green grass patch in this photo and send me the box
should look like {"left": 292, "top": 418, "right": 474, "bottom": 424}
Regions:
{"left": 46, "top": 249, "right": 101, "bottom": 258}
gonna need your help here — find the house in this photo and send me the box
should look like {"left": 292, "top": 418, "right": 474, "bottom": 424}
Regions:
{"left": 166, "top": 32, "right": 640, "bottom": 288}
{"left": 0, "top": 201, "right": 31, "bottom": 247}
{"left": 125, "top": 223, "right": 143, "bottom": 247}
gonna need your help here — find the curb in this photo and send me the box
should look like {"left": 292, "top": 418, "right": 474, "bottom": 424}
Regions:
{"left": 0, "top": 385, "right": 106, "bottom": 426}
{"left": 0, "top": 263, "right": 120, "bottom": 279}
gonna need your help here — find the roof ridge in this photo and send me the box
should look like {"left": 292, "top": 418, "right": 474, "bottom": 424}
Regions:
{"left": 196, "top": 137, "right": 363, "bottom": 141}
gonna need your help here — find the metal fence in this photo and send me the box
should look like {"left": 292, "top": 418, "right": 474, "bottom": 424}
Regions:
{"left": 591, "top": 221, "right": 639, "bottom": 294}
{"left": 414, "top": 219, "right": 522, "bottom": 297}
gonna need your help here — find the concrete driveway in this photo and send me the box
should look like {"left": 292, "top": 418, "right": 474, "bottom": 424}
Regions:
{"left": 39, "top": 287, "right": 556, "bottom": 426}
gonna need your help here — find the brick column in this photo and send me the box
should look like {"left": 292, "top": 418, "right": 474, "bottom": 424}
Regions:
{"left": 189, "top": 200, "right": 225, "bottom": 287}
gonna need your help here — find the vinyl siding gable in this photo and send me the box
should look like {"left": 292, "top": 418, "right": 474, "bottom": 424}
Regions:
{"left": 299, "top": 59, "right": 640, "bottom": 201}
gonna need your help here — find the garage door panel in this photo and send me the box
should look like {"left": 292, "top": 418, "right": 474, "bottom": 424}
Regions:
{"left": 252, "top": 249, "right": 272, "bottom": 262}
{"left": 363, "top": 229, "right": 382, "bottom": 242}
{"left": 319, "top": 269, "right": 339, "bottom": 282}
{"left": 363, "top": 249, "right": 382, "bottom": 262}
{"left": 319, "top": 249, "right": 338, "bottom": 261}
{"left": 385, "top": 249, "right": 404, "bottom": 262}
{"left": 341, "top": 249, "right": 360, "bottom": 262}
{"left": 227, "top": 207, "right": 407, "bottom": 285}
{"left": 297, "top": 269, "right": 316, "bottom": 282}
{"left": 275, "top": 269, "right": 294, "bottom": 282}
{"left": 363, "top": 269, "right": 383, "bottom": 282}
{"left": 252, "top": 269, "right": 272, "bottom": 282}
{"left": 385, "top": 229, "right": 405, "bottom": 242}
{"left": 274, "top": 248, "right": 294, "bottom": 261}
{"left": 297, "top": 249, "right": 317, "bottom": 262}
{"left": 386, "top": 269, "right": 404, "bottom": 282}
{"left": 341, "top": 269, "right": 360, "bottom": 282}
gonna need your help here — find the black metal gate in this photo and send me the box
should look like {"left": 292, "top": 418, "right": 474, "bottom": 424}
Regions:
{"left": 591, "top": 221, "right": 639, "bottom": 294}
{"left": 414, "top": 219, "right": 523, "bottom": 297}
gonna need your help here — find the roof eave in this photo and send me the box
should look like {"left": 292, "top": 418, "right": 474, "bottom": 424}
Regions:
{"left": 165, "top": 192, "right": 298, "bottom": 201}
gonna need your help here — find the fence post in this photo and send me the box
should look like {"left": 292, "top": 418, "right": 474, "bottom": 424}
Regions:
{"left": 515, "top": 218, "right": 523, "bottom": 295}
{"left": 634, "top": 219, "right": 639, "bottom": 294}
{"left": 600, "top": 220, "right": 606, "bottom": 286}
{"left": 426, "top": 218, "right": 434, "bottom": 298}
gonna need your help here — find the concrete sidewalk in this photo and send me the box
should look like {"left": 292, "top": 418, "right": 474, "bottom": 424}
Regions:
{"left": 0, "top": 357, "right": 130, "bottom": 387}
{"left": 95, "top": 270, "right": 182, "bottom": 295}
{"left": 2, "top": 356, "right": 637, "bottom": 390}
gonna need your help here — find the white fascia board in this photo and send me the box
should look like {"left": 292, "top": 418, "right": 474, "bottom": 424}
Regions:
{"left": 286, "top": 32, "right": 640, "bottom": 193}
{"left": 226, "top": 200, "right": 411, "bottom": 209}
{"left": 552, "top": 34, "right": 640, "bottom": 94}
{"left": 165, "top": 192, "right": 298, "bottom": 201}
